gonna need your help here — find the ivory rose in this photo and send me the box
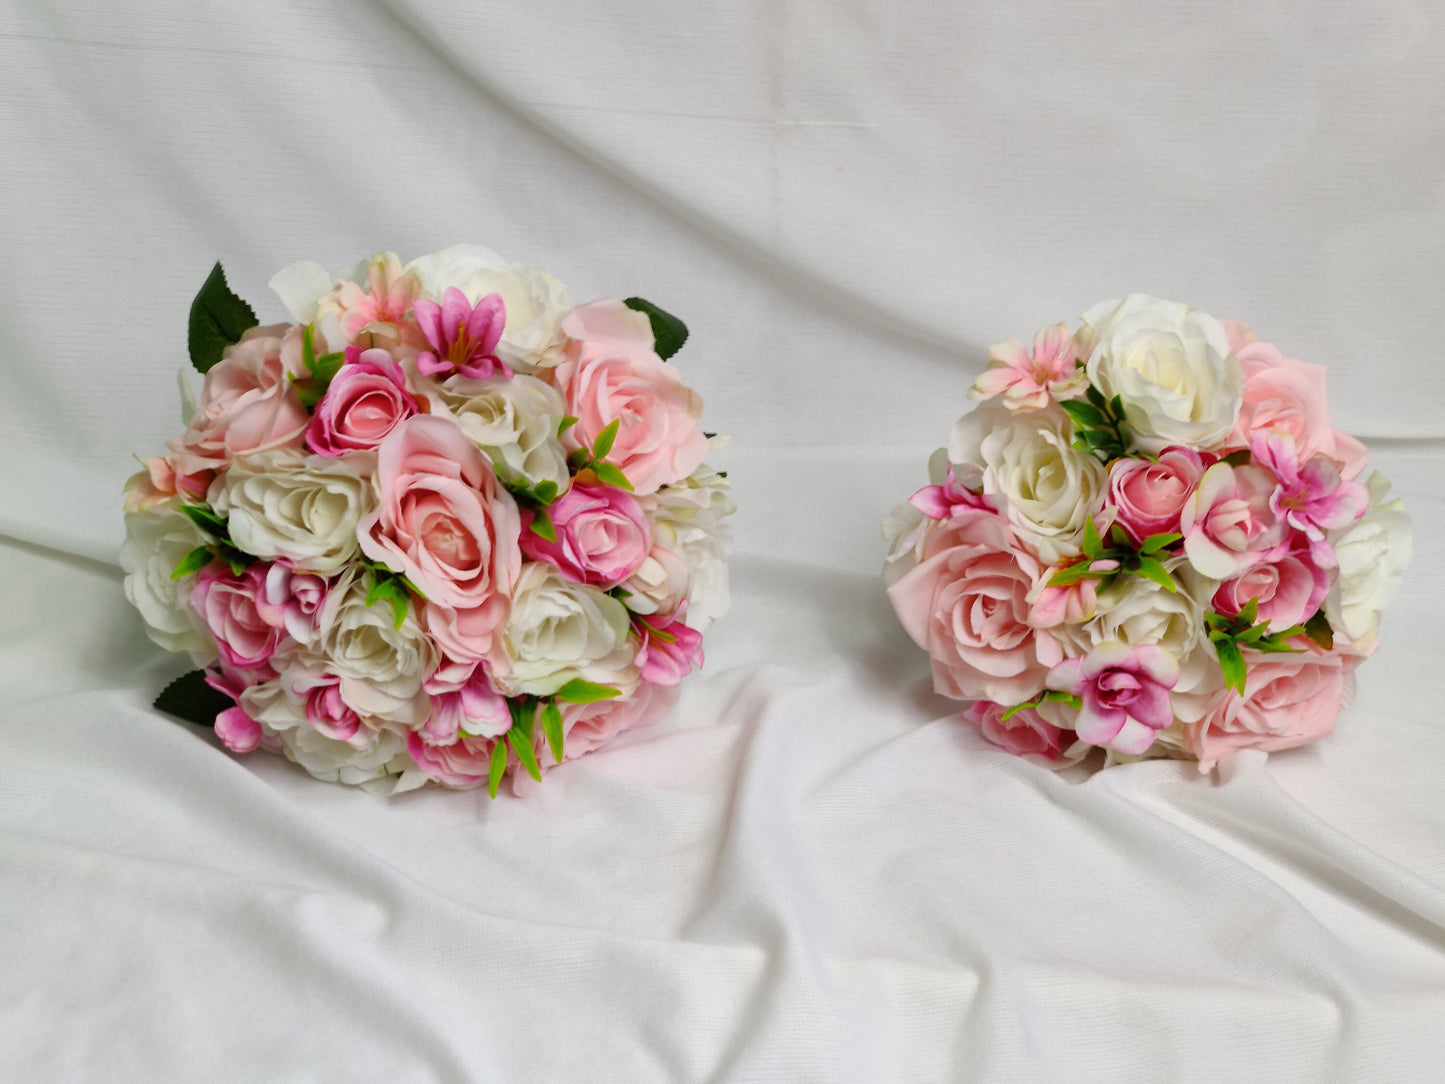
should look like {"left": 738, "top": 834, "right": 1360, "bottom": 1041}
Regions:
{"left": 420, "top": 372, "right": 570, "bottom": 493}
{"left": 1324, "top": 471, "right": 1413, "bottom": 655}
{"left": 168, "top": 325, "right": 309, "bottom": 475}
{"left": 496, "top": 562, "right": 637, "bottom": 697}
{"left": 552, "top": 299, "right": 710, "bottom": 496}
{"left": 1186, "top": 645, "right": 1347, "bottom": 771}
{"left": 120, "top": 504, "right": 215, "bottom": 659}
{"left": 887, "top": 506, "right": 1062, "bottom": 705}
{"left": 359, "top": 414, "right": 522, "bottom": 612}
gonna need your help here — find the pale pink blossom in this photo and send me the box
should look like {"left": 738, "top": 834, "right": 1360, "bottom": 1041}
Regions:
{"left": 969, "top": 324, "right": 1089, "bottom": 411}
{"left": 519, "top": 481, "right": 651, "bottom": 588}
{"left": 204, "top": 668, "right": 265, "bottom": 754}
{"left": 332, "top": 252, "right": 421, "bottom": 345}
{"left": 306, "top": 347, "right": 419, "bottom": 455}
{"left": 887, "top": 506, "right": 1063, "bottom": 704}
{"left": 633, "top": 611, "right": 704, "bottom": 686}
{"left": 1180, "top": 461, "right": 1282, "bottom": 579}
{"left": 421, "top": 664, "right": 511, "bottom": 742}
{"left": 1250, "top": 431, "right": 1367, "bottom": 567}
{"left": 1046, "top": 642, "right": 1180, "bottom": 755}
{"left": 413, "top": 286, "right": 509, "bottom": 379}
{"left": 1108, "top": 447, "right": 1209, "bottom": 544}
{"left": 406, "top": 730, "right": 499, "bottom": 788}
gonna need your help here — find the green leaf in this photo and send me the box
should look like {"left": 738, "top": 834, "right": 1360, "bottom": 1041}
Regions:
{"left": 301, "top": 323, "right": 318, "bottom": 374}
{"left": 1110, "top": 394, "right": 1126, "bottom": 420}
{"left": 313, "top": 350, "right": 345, "bottom": 384}
{"left": 170, "top": 545, "right": 212, "bottom": 580}
{"left": 528, "top": 508, "right": 557, "bottom": 543}
{"left": 541, "top": 700, "right": 564, "bottom": 764}
{"left": 591, "top": 461, "right": 634, "bottom": 491}
{"left": 1085, "top": 384, "right": 1109, "bottom": 411}
{"left": 388, "top": 591, "right": 407, "bottom": 630}
{"left": 592, "top": 418, "right": 620, "bottom": 461}
{"left": 1138, "top": 532, "right": 1182, "bottom": 555}
{"left": 1215, "top": 639, "right": 1247, "bottom": 696}
{"left": 1236, "top": 621, "right": 1270, "bottom": 644}
{"left": 554, "top": 679, "right": 622, "bottom": 704}
{"left": 1060, "top": 400, "right": 1106, "bottom": 429}
{"left": 1239, "top": 597, "right": 1259, "bottom": 627}
{"left": 487, "top": 740, "right": 508, "bottom": 799}
{"left": 1043, "top": 690, "right": 1083, "bottom": 710}
{"left": 1081, "top": 516, "right": 1103, "bottom": 560}
{"left": 567, "top": 448, "right": 592, "bottom": 472}
{"left": 1132, "top": 555, "right": 1177, "bottom": 593}
{"left": 623, "top": 296, "right": 689, "bottom": 360}
{"left": 1047, "top": 563, "right": 1110, "bottom": 587}
{"left": 179, "top": 502, "right": 228, "bottom": 539}
{"left": 365, "top": 574, "right": 391, "bottom": 610}
{"left": 1080, "top": 428, "right": 1115, "bottom": 449}
{"left": 1109, "top": 524, "right": 1131, "bottom": 548}
{"left": 154, "top": 669, "right": 233, "bottom": 728}
{"left": 225, "top": 552, "right": 250, "bottom": 577}
{"left": 188, "top": 262, "right": 259, "bottom": 374}
{"left": 1204, "top": 611, "right": 1231, "bottom": 631}
{"left": 533, "top": 480, "right": 558, "bottom": 505}
{"left": 999, "top": 697, "right": 1042, "bottom": 723}
{"left": 398, "top": 574, "right": 427, "bottom": 602}
{"left": 557, "top": 415, "right": 579, "bottom": 438}
{"left": 507, "top": 728, "right": 542, "bottom": 782}
{"left": 1304, "top": 610, "right": 1334, "bottom": 650}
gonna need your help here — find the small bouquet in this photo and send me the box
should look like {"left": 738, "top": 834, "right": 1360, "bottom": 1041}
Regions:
{"left": 123, "top": 247, "right": 732, "bottom": 795}
{"left": 885, "top": 295, "right": 1410, "bottom": 771}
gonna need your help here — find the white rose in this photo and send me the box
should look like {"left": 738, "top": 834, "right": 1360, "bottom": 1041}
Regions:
{"left": 120, "top": 503, "right": 216, "bottom": 660}
{"left": 212, "top": 450, "right": 374, "bottom": 573}
{"left": 405, "top": 245, "right": 573, "bottom": 372}
{"left": 240, "top": 679, "right": 406, "bottom": 787}
{"left": 625, "top": 457, "right": 735, "bottom": 630}
{"left": 950, "top": 401, "right": 1106, "bottom": 565}
{"left": 418, "top": 372, "right": 570, "bottom": 492}
{"left": 1059, "top": 558, "right": 1222, "bottom": 724}
{"left": 298, "top": 567, "right": 437, "bottom": 725}
{"left": 1082, "top": 294, "right": 1242, "bottom": 454}
{"left": 498, "top": 562, "right": 636, "bottom": 696}
{"left": 1324, "top": 471, "right": 1412, "bottom": 655}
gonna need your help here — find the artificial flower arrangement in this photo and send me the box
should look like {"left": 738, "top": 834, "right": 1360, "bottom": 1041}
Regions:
{"left": 884, "top": 295, "right": 1410, "bottom": 771}
{"left": 123, "top": 247, "right": 732, "bottom": 795}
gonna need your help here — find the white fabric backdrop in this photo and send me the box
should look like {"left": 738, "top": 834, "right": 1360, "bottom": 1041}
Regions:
{"left": 3, "top": 1, "right": 1444, "bottom": 1079}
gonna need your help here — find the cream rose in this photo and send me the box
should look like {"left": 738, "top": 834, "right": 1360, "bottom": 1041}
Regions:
{"left": 624, "top": 457, "right": 735, "bottom": 630}
{"left": 240, "top": 679, "right": 406, "bottom": 787}
{"left": 419, "top": 372, "right": 570, "bottom": 493}
{"left": 950, "top": 401, "right": 1106, "bottom": 565}
{"left": 1083, "top": 295, "right": 1242, "bottom": 454}
{"left": 298, "top": 567, "right": 438, "bottom": 726}
{"left": 120, "top": 503, "right": 216, "bottom": 660}
{"left": 212, "top": 450, "right": 374, "bottom": 573}
{"left": 496, "top": 563, "right": 636, "bottom": 697}
{"left": 1059, "top": 558, "right": 1222, "bottom": 724}
{"left": 1324, "top": 471, "right": 1412, "bottom": 655}
{"left": 405, "top": 245, "right": 573, "bottom": 372}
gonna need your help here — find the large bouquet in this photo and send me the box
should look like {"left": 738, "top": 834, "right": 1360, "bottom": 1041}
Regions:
{"left": 123, "top": 247, "right": 732, "bottom": 795}
{"left": 885, "top": 295, "right": 1410, "bottom": 771}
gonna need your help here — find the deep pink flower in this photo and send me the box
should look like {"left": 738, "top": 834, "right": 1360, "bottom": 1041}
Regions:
{"left": 413, "top": 286, "right": 509, "bottom": 379}
{"left": 633, "top": 611, "right": 705, "bottom": 686}
{"left": 1046, "top": 642, "right": 1180, "bottom": 755}
{"left": 969, "top": 323, "right": 1089, "bottom": 411}
{"left": 907, "top": 464, "right": 997, "bottom": 520}
{"left": 1028, "top": 558, "right": 1119, "bottom": 628}
{"left": 305, "top": 347, "right": 419, "bottom": 455}
{"left": 191, "top": 564, "right": 286, "bottom": 676}
{"left": 303, "top": 680, "right": 363, "bottom": 743}
{"left": 1250, "top": 431, "right": 1367, "bottom": 567}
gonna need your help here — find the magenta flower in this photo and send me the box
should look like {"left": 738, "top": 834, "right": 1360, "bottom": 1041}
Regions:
{"left": 633, "top": 611, "right": 705, "bottom": 686}
{"left": 1250, "top": 431, "right": 1367, "bottom": 567}
{"left": 413, "top": 286, "right": 510, "bottom": 379}
{"left": 908, "top": 463, "right": 997, "bottom": 520}
{"left": 1046, "top": 642, "right": 1180, "bottom": 755}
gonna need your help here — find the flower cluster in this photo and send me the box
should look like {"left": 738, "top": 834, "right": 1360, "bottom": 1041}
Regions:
{"left": 123, "top": 247, "right": 732, "bottom": 795}
{"left": 884, "top": 295, "right": 1410, "bottom": 771}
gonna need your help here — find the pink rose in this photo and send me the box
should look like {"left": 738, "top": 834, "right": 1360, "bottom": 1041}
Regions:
{"left": 1180, "top": 461, "right": 1282, "bottom": 579}
{"left": 1186, "top": 645, "right": 1345, "bottom": 770}
{"left": 1226, "top": 339, "right": 1368, "bottom": 479}
{"left": 191, "top": 563, "right": 286, "bottom": 675}
{"left": 406, "top": 731, "right": 498, "bottom": 788}
{"left": 305, "top": 347, "right": 419, "bottom": 455}
{"left": 1046, "top": 642, "right": 1180, "bottom": 755}
{"left": 555, "top": 680, "right": 680, "bottom": 763}
{"left": 1108, "top": 447, "right": 1208, "bottom": 544}
{"left": 303, "top": 679, "right": 364, "bottom": 743}
{"left": 551, "top": 300, "right": 709, "bottom": 495}
{"left": 633, "top": 612, "right": 705, "bottom": 686}
{"left": 420, "top": 664, "right": 511, "bottom": 742}
{"left": 255, "top": 562, "right": 329, "bottom": 644}
{"left": 1212, "top": 536, "right": 1328, "bottom": 631}
{"left": 887, "top": 507, "right": 1062, "bottom": 704}
{"left": 519, "top": 482, "right": 651, "bottom": 587}
{"left": 964, "top": 700, "right": 1078, "bottom": 763}
{"left": 359, "top": 414, "right": 522, "bottom": 613}
{"left": 168, "top": 325, "right": 309, "bottom": 475}
{"left": 422, "top": 601, "right": 511, "bottom": 667}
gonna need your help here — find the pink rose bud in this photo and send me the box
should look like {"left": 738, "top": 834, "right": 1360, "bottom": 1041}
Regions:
{"left": 1108, "top": 448, "right": 1208, "bottom": 544}
{"left": 306, "top": 347, "right": 419, "bottom": 455}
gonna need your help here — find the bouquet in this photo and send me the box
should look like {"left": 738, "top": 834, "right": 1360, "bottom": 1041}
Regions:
{"left": 884, "top": 295, "right": 1410, "bottom": 771}
{"left": 123, "top": 247, "right": 732, "bottom": 795}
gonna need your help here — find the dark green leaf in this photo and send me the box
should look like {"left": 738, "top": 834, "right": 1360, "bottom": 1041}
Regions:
{"left": 1085, "top": 384, "right": 1108, "bottom": 410}
{"left": 592, "top": 461, "right": 634, "bottom": 491}
{"left": 179, "top": 502, "right": 228, "bottom": 539}
{"left": 1204, "top": 611, "right": 1230, "bottom": 631}
{"left": 554, "top": 679, "right": 621, "bottom": 704}
{"left": 541, "top": 700, "right": 564, "bottom": 764}
{"left": 507, "top": 728, "right": 542, "bottom": 782}
{"left": 1132, "top": 555, "right": 1177, "bottom": 592}
{"left": 1222, "top": 448, "right": 1253, "bottom": 467}
{"left": 225, "top": 552, "right": 250, "bottom": 577}
{"left": 1110, "top": 395, "right": 1125, "bottom": 420}
{"left": 592, "top": 419, "right": 620, "bottom": 461}
{"left": 171, "top": 545, "right": 212, "bottom": 580}
{"left": 567, "top": 448, "right": 592, "bottom": 472}
{"left": 1304, "top": 610, "right": 1334, "bottom": 650}
{"left": 1060, "top": 400, "right": 1106, "bottom": 429}
{"left": 398, "top": 574, "right": 427, "bottom": 602}
{"left": 1139, "top": 532, "right": 1182, "bottom": 555}
{"left": 623, "top": 297, "right": 689, "bottom": 360}
{"left": 154, "top": 669, "right": 233, "bottom": 728}
{"left": 388, "top": 591, "right": 407, "bottom": 630}
{"left": 487, "top": 740, "right": 508, "bottom": 799}
{"left": 529, "top": 508, "right": 557, "bottom": 543}
{"left": 188, "top": 262, "right": 258, "bottom": 374}
{"left": 1215, "top": 639, "right": 1246, "bottom": 696}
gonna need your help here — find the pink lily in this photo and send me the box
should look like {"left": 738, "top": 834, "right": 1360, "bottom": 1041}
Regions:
{"left": 908, "top": 464, "right": 997, "bottom": 520}
{"left": 413, "top": 287, "right": 510, "bottom": 379}
{"left": 1250, "top": 430, "right": 1367, "bottom": 567}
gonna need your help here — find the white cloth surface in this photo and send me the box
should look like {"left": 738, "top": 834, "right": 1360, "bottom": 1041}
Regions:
{"left": 2, "top": 2, "right": 1444, "bottom": 1079}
